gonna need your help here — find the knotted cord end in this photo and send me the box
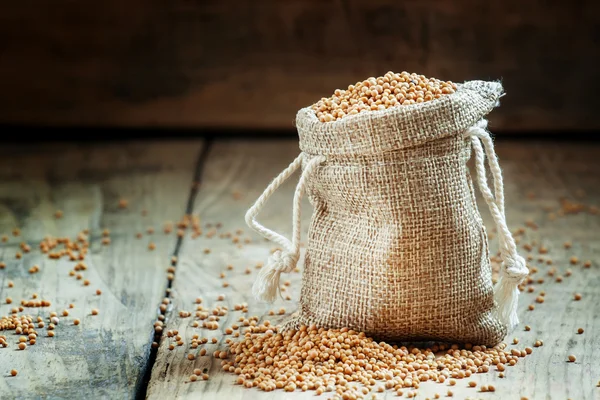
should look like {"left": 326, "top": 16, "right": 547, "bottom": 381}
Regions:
{"left": 252, "top": 250, "right": 299, "bottom": 303}
{"left": 494, "top": 254, "right": 529, "bottom": 332}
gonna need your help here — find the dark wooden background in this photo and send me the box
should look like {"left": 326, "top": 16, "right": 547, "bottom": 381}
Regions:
{"left": 0, "top": 0, "right": 598, "bottom": 133}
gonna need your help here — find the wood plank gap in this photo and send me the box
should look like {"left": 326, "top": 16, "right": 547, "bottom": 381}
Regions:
{"left": 134, "top": 139, "right": 214, "bottom": 400}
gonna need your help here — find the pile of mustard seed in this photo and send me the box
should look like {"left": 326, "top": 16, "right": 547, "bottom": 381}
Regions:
{"left": 222, "top": 324, "right": 531, "bottom": 398}
{"left": 312, "top": 71, "right": 457, "bottom": 122}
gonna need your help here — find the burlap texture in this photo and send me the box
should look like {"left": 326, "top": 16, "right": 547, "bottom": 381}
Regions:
{"left": 284, "top": 80, "right": 507, "bottom": 346}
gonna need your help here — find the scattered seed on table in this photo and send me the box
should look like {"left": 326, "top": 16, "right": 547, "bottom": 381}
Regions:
{"left": 525, "top": 325, "right": 531, "bottom": 331}
{"left": 570, "top": 256, "right": 579, "bottom": 265}
{"left": 568, "top": 355, "right": 576, "bottom": 362}
{"left": 534, "top": 340, "right": 543, "bottom": 347}
{"left": 574, "top": 293, "right": 582, "bottom": 301}
{"left": 7, "top": 281, "right": 13, "bottom": 288}
{"left": 189, "top": 375, "right": 197, "bottom": 382}
{"left": 5, "top": 298, "right": 12, "bottom": 304}
{"left": 18, "top": 343, "right": 26, "bottom": 350}
{"left": 91, "top": 309, "right": 99, "bottom": 315}
{"left": 577, "top": 328, "right": 584, "bottom": 334}
{"left": 528, "top": 305, "right": 535, "bottom": 311}
{"left": 74, "top": 319, "right": 80, "bottom": 326}
{"left": 513, "top": 338, "right": 519, "bottom": 344}
{"left": 583, "top": 260, "right": 591, "bottom": 268}
{"left": 148, "top": 242, "right": 156, "bottom": 251}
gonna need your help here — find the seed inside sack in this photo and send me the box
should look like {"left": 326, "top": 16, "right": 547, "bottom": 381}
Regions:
{"left": 311, "top": 71, "right": 457, "bottom": 122}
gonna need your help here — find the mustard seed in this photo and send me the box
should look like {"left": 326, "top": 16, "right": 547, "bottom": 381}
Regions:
{"left": 74, "top": 319, "right": 80, "bottom": 326}
{"left": 188, "top": 354, "right": 195, "bottom": 360}
{"left": 568, "top": 355, "right": 576, "bottom": 362}
{"left": 190, "top": 374, "right": 197, "bottom": 382}
{"left": 48, "top": 331, "right": 55, "bottom": 337}
{"left": 577, "top": 327, "right": 584, "bottom": 334}
{"left": 570, "top": 256, "right": 579, "bottom": 265}
{"left": 18, "top": 343, "right": 26, "bottom": 350}
{"left": 574, "top": 293, "right": 582, "bottom": 301}
{"left": 525, "top": 325, "right": 531, "bottom": 331}
{"left": 62, "top": 310, "right": 69, "bottom": 317}
{"left": 10, "top": 369, "right": 17, "bottom": 376}
{"left": 91, "top": 309, "right": 99, "bottom": 315}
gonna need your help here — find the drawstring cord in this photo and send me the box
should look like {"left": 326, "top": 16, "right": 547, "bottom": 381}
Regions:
{"left": 245, "top": 153, "right": 326, "bottom": 303}
{"left": 466, "top": 119, "right": 528, "bottom": 332}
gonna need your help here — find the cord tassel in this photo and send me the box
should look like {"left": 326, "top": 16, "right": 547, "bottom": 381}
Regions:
{"left": 246, "top": 153, "right": 326, "bottom": 303}
{"left": 466, "top": 119, "right": 528, "bottom": 332}
{"left": 252, "top": 250, "right": 299, "bottom": 303}
{"left": 494, "top": 255, "right": 528, "bottom": 331}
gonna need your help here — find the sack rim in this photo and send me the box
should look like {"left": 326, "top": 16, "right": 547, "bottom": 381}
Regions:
{"left": 296, "top": 80, "right": 504, "bottom": 157}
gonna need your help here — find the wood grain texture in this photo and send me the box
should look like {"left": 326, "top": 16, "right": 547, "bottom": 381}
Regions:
{"left": 0, "top": 1, "right": 598, "bottom": 131}
{"left": 147, "top": 140, "right": 600, "bottom": 400}
{"left": 0, "top": 141, "right": 204, "bottom": 399}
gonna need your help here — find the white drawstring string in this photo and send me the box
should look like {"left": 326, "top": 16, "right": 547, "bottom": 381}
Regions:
{"left": 466, "top": 119, "right": 528, "bottom": 332}
{"left": 245, "top": 153, "right": 326, "bottom": 303}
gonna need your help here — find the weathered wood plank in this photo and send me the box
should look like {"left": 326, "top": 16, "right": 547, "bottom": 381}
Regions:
{"left": 0, "top": 1, "right": 598, "bottom": 131}
{"left": 147, "top": 140, "right": 600, "bottom": 400}
{"left": 0, "top": 141, "right": 203, "bottom": 399}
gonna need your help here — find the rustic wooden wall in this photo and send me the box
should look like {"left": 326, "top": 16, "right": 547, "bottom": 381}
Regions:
{"left": 0, "top": 0, "right": 598, "bottom": 131}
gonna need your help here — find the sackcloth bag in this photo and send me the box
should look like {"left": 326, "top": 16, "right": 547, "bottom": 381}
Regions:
{"left": 245, "top": 80, "right": 528, "bottom": 346}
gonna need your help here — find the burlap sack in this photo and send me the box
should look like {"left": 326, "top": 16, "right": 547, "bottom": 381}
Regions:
{"left": 246, "top": 80, "right": 528, "bottom": 346}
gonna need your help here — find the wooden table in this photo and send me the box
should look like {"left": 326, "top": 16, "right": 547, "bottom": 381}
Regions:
{"left": 0, "top": 139, "right": 598, "bottom": 400}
